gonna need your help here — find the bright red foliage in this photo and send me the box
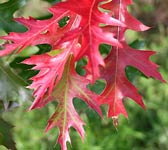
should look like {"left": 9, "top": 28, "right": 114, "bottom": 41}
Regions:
{"left": 0, "top": 0, "right": 164, "bottom": 150}
{"left": 99, "top": 0, "right": 165, "bottom": 118}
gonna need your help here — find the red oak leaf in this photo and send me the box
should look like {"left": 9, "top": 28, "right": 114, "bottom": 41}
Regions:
{"left": 99, "top": 0, "right": 165, "bottom": 119}
{"left": 53, "top": 0, "right": 124, "bottom": 81}
{"left": 0, "top": 8, "right": 79, "bottom": 55}
{"left": 44, "top": 56, "right": 102, "bottom": 150}
{"left": 99, "top": 42, "right": 164, "bottom": 118}
{"left": 23, "top": 40, "right": 80, "bottom": 110}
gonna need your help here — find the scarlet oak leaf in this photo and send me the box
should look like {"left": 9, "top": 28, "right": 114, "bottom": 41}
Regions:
{"left": 0, "top": 8, "right": 78, "bottom": 56}
{"left": 44, "top": 56, "right": 102, "bottom": 150}
{"left": 23, "top": 51, "right": 68, "bottom": 110}
{"left": 99, "top": 42, "right": 164, "bottom": 118}
{"left": 22, "top": 39, "right": 81, "bottom": 110}
{"left": 99, "top": 0, "right": 165, "bottom": 118}
{"left": 54, "top": 0, "right": 124, "bottom": 81}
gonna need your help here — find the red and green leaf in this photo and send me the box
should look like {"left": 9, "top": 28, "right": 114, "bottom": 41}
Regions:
{"left": 44, "top": 56, "right": 102, "bottom": 150}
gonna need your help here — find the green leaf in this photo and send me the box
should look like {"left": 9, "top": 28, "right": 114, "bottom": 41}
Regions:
{"left": 19, "top": 46, "right": 39, "bottom": 57}
{"left": 58, "top": 16, "right": 70, "bottom": 27}
{"left": 0, "top": 0, "right": 27, "bottom": 32}
{"left": 87, "top": 80, "right": 106, "bottom": 95}
{"left": 0, "top": 59, "right": 31, "bottom": 111}
{"left": 0, "top": 117, "right": 16, "bottom": 150}
{"left": 130, "top": 40, "right": 146, "bottom": 49}
{"left": 99, "top": 44, "right": 111, "bottom": 57}
{"left": 76, "top": 58, "right": 87, "bottom": 76}
{"left": 125, "top": 66, "right": 145, "bottom": 82}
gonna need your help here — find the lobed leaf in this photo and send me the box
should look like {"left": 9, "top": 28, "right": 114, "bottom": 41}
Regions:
{"left": 99, "top": 0, "right": 165, "bottom": 119}
{"left": 44, "top": 56, "right": 102, "bottom": 150}
{"left": 51, "top": 0, "right": 124, "bottom": 81}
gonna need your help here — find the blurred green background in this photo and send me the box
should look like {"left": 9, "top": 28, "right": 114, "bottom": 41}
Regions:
{"left": 0, "top": 0, "right": 168, "bottom": 150}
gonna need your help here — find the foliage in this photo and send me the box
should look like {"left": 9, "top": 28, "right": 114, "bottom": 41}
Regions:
{"left": 0, "top": 0, "right": 167, "bottom": 150}
{"left": 0, "top": 117, "right": 16, "bottom": 150}
{"left": 0, "top": 0, "right": 27, "bottom": 32}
